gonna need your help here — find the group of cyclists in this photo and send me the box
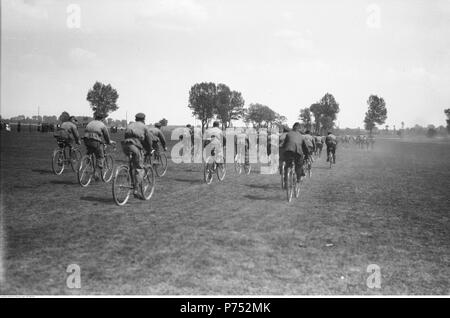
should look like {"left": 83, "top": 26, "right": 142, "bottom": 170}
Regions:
{"left": 53, "top": 111, "right": 343, "bottom": 203}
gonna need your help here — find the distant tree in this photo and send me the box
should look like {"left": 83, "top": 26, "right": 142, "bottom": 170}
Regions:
{"left": 401, "top": 121, "right": 405, "bottom": 130}
{"left": 274, "top": 113, "right": 287, "bottom": 128}
{"left": 309, "top": 93, "right": 340, "bottom": 134}
{"left": 86, "top": 81, "right": 119, "bottom": 119}
{"left": 445, "top": 109, "right": 450, "bottom": 134}
{"left": 244, "top": 103, "right": 277, "bottom": 128}
{"left": 188, "top": 82, "right": 217, "bottom": 132}
{"left": 426, "top": 126, "right": 437, "bottom": 138}
{"left": 364, "top": 95, "right": 387, "bottom": 135}
{"left": 299, "top": 108, "right": 312, "bottom": 131}
{"left": 310, "top": 102, "right": 322, "bottom": 133}
{"left": 226, "top": 90, "right": 245, "bottom": 127}
{"left": 158, "top": 118, "right": 168, "bottom": 127}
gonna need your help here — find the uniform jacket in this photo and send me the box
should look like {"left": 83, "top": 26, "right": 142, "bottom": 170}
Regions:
{"left": 84, "top": 120, "right": 111, "bottom": 144}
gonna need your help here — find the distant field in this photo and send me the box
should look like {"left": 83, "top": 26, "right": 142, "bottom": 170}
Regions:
{"left": 0, "top": 131, "right": 449, "bottom": 295}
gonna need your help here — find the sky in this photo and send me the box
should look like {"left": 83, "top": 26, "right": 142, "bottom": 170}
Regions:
{"left": 1, "top": 0, "right": 449, "bottom": 128}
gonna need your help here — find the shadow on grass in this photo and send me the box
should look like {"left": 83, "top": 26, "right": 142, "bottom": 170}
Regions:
{"left": 172, "top": 178, "right": 201, "bottom": 185}
{"left": 49, "top": 179, "right": 77, "bottom": 185}
{"left": 80, "top": 196, "right": 114, "bottom": 204}
{"left": 32, "top": 168, "right": 53, "bottom": 175}
{"left": 246, "top": 184, "right": 279, "bottom": 190}
{"left": 244, "top": 194, "right": 280, "bottom": 201}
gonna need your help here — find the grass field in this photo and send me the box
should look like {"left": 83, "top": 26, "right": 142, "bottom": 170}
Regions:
{"left": 0, "top": 131, "right": 449, "bottom": 295}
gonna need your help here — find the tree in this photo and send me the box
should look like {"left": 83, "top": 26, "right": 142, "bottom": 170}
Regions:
{"left": 86, "top": 81, "right": 119, "bottom": 119}
{"left": 445, "top": 109, "right": 450, "bottom": 134}
{"left": 158, "top": 118, "right": 168, "bottom": 127}
{"left": 188, "top": 82, "right": 217, "bottom": 132}
{"left": 318, "top": 93, "right": 340, "bottom": 134}
{"left": 244, "top": 103, "right": 277, "bottom": 128}
{"left": 274, "top": 113, "right": 287, "bottom": 128}
{"left": 364, "top": 95, "right": 387, "bottom": 134}
{"left": 310, "top": 102, "right": 322, "bottom": 133}
{"left": 299, "top": 108, "right": 312, "bottom": 131}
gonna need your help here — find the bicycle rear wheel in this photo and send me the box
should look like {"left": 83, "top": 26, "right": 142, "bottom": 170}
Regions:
{"left": 154, "top": 153, "right": 168, "bottom": 177}
{"left": 78, "top": 155, "right": 94, "bottom": 187}
{"left": 286, "top": 167, "right": 294, "bottom": 202}
{"left": 244, "top": 163, "right": 251, "bottom": 175}
{"left": 234, "top": 154, "right": 242, "bottom": 174}
{"left": 294, "top": 172, "right": 301, "bottom": 198}
{"left": 280, "top": 161, "right": 285, "bottom": 189}
{"left": 52, "top": 149, "right": 65, "bottom": 175}
{"left": 112, "top": 165, "right": 132, "bottom": 206}
{"left": 216, "top": 162, "right": 226, "bottom": 181}
{"left": 70, "top": 148, "right": 82, "bottom": 172}
{"left": 141, "top": 165, "right": 155, "bottom": 200}
{"left": 329, "top": 154, "right": 333, "bottom": 168}
{"left": 101, "top": 154, "right": 115, "bottom": 183}
{"left": 204, "top": 157, "right": 214, "bottom": 184}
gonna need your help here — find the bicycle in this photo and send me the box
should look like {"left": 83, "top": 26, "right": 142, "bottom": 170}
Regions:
{"left": 204, "top": 154, "right": 226, "bottom": 184}
{"left": 51, "top": 138, "right": 82, "bottom": 175}
{"left": 304, "top": 155, "right": 313, "bottom": 179}
{"left": 328, "top": 151, "right": 335, "bottom": 169}
{"left": 78, "top": 143, "right": 115, "bottom": 187}
{"left": 147, "top": 148, "right": 168, "bottom": 177}
{"left": 282, "top": 160, "right": 301, "bottom": 202}
{"left": 234, "top": 153, "right": 251, "bottom": 175}
{"left": 112, "top": 151, "right": 155, "bottom": 206}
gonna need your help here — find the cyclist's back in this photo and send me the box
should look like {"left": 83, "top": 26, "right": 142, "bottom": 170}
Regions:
{"left": 55, "top": 117, "right": 80, "bottom": 145}
{"left": 148, "top": 125, "right": 167, "bottom": 151}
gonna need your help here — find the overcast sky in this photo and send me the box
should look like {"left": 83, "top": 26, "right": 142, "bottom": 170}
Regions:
{"left": 1, "top": 0, "right": 449, "bottom": 128}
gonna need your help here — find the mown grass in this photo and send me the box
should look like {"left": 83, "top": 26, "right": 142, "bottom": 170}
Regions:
{"left": 0, "top": 131, "right": 449, "bottom": 295}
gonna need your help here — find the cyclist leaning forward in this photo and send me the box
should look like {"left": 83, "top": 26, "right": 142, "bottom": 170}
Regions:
{"left": 281, "top": 122, "right": 310, "bottom": 187}
{"left": 149, "top": 122, "right": 168, "bottom": 154}
{"left": 121, "top": 113, "right": 155, "bottom": 197}
{"left": 204, "top": 121, "right": 224, "bottom": 161}
{"left": 325, "top": 131, "right": 337, "bottom": 163}
{"left": 54, "top": 113, "right": 81, "bottom": 147}
{"left": 83, "top": 112, "right": 116, "bottom": 177}
{"left": 302, "top": 130, "right": 316, "bottom": 163}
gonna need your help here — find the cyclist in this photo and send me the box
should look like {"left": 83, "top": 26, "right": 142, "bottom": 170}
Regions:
{"left": 314, "top": 133, "right": 323, "bottom": 157}
{"left": 149, "top": 122, "right": 168, "bottom": 153}
{"left": 121, "top": 113, "right": 154, "bottom": 195}
{"left": 282, "top": 122, "right": 309, "bottom": 186}
{"left": 204, "top": 121, "right": 224, "bottom": 161}
{"left": 235, "top": 128, "right": 250, "bottom": 167}
{"left": 325, "top": 131, "right": 337, "bottom": 163}
{"left": 83, "top": 113, "right": 115, "bottom": 172}
{"left": 303, "top": 130, "right": 316, "bottom": 163}
{"left": 54, "top": 115, "right": 81, "bottom": 147}
{"left": 279, "top": 125, "right": 289, "bottom": 174}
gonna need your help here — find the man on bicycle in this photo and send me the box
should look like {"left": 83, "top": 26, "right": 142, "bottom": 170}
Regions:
{"left": 121, "top": 113, "right": 154, "bottom": 193}
{"left": 54, "top": 115, "right": 81, "bottom": 147}
{"left": 303, "top": 130, "right": 316, "bottom": 163}
{"left": 282, "top": 122, "right": 309, "bottom": 186}
{"left": 149, "top": 122, "right": 168, "bottom": 153}
{"left": 325, "top": 131, "right": 337, "bottom": 163}
{"left": 204, "top": 121, "right": 224, "bottom": 161}
{"left": 83, "top": 113, "right": 115, "bottom": 171}
{"left": 235, "top": 128, "right": 249, "bottom": 167}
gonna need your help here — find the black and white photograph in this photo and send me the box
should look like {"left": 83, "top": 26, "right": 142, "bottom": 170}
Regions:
{"left": 0, "top": 0, "right": 449, "bottom": 298}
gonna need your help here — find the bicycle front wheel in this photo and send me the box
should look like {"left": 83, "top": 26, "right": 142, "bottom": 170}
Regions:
{"left": 52, "top": 149, "right": 65, "bottom": 175}
{"left": 294, "top": 172, "right": 301, "bottom": 198}
{"left": 141, "top": 165, "right": 155, "bottom": 200}
{"left": 112, "top": 165, "right": 132, "bottom": 206}
{"left": 78, "top": 155, "right": 94, "bottom": 187}
{"left": 101, "top": 154, "right": 115, "bottom": 183}
{"left": 280, "top": 162, "right": 285, "bottom": 189}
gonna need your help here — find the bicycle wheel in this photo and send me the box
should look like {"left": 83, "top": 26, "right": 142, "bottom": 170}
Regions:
{"left": 154, "top": 153, "right": 168, "bottom": 177}
{"left": 294, "top": 172, "right": 301, "bottom": 198}
{"left": 307, "top": 161, "right": 312, "bottom": 179}
{"left": 70, "top": 148, "right": 82, "bottom": 172}
{"left": 141, "top": 165, "right": 155, "bottom": 200}
{"left": 101, "top": 154, "right": 115, "bottom": 183}
{"left": 78, "top": 155, "right": 94, "bottom": 187}
{"left": 280, "top": 161, "right": 285, "bottom": 189}
{"left": 216, "top": 162, "right": 226, "bottom": 181}
{"left": 204, "top": 157, "right": 214, "bottom": 184}
{"left": 112, "top": 165, "right": 132, "bottom": 206}
{"left": 286, "top": 166, "right": 294, "bottom": 202}
{"left": 329, "top": 154, "right": 333, "bottom": 169}
{"left": 244, "top": 163, "right": 251, "bottom": 175}
{"left": 234, "top": 154, "right": 242, "bottom": 174}
{"left": 52, "top": 149, "right": 65, "bottom": 175}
